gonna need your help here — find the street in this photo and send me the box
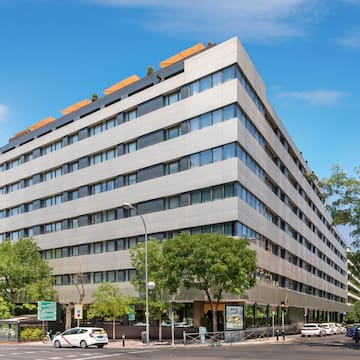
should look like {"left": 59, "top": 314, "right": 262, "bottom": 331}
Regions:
{"left": 1, "top": 334, "right": 360, "bottom": 360}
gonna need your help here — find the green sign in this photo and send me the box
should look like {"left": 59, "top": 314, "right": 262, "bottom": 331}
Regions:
{"left": 128, "top": 304, "right": 135, "bottom": 321}
{"left": 38, "top": 301, "right": 57, "bottom": 321}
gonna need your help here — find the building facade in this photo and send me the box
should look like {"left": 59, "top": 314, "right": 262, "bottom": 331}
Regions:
{"left": 0, "top": 37, "right": 349, "bottom": 323}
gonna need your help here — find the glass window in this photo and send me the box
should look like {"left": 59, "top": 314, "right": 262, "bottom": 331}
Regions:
{"left": 107, "top": 271, "right": 116, "bottom": 282}
{"left": 165, "top": 91, "right": 181, "bottom": 105}
{"left": 70, "top": 190, "right": 79, "bottom": 200}
{"left": 128, "top": 269, "right": 136, "bottom": 281}
{"left": 190, "top": 82, "right": 200, "bottom": 96}
{"left": 212, "top": 109, "right": 222, "bottom": 125}
{"left": 106, "top": 240, "right": 116, "bottom": 252}
{"left": 79, "top": 244, "right": 90, "bottom": 255}
{"left": 190, "top": 117, "right": 200, "bottom": 131}
{"left": 166, "top": 161, "right": 179, "bottom": 174}
{"left": 224, "top": 183, "right": 234, "bottom": 198}
{"left": 126, "top": 173, "right": 137, "bottom": 185}
{"left": 106, "top": 149, "right": 116, "bottom": 160}
{"left": 199, "top": 76, "right": 211, "bottom": 92}
{"left": 213, "top": 147, "right": 222, "bottom": 163}
{"left": 223, "top": 65, "right": 235, "bottom": 82}
{"left": 190, "top": 153, "right": 200, "bottom": 168}
{"left": 212, "top": 186, "right": 223, "bottom": 200}
{"left": 94, "top": 242, "right": 103, "bottom": 254}
{"left": 166, "top": 126, "right": 180, "bottom": 140}
{"left": 223, "top": 143, "right": 235, "bottom": 160}
{"left": 125, "top": 109, "right": 137, "bottom": 122}
{"left": 200, "top": 113, "right": 211, "bottom": 128}
{"left": 212, "top": 71, "right": 222, "bottom": 87}
{"left": 200, "top": 150, "right": 212, "bottom": 166}
{"left": 71, "top": 246, "right": 79, "bottom": 256}
{"left": 223, "top": 105, "right": 235, "bottom": 120}
{"left": 202, "top": 188, "right": 211, "bottom": 202}
{"left": 106, "top": 210, "right": 116, "bottom": 221}
{"left": 191, "top": 191, "right": 201, "bottom": 204}
{"left": 167, "top": 196, "right": 180, "bottom": 209}
{"left": 118, "top": 270, "right": 126, "bottom": 282}
{"left": 92, "top": 183, "right": 102, "bottom": 194}
{"left": 126, "top": 141, "right": 137, "bottom": 154}
{"left": 94, "top": 272, "right": 103, "bottom": 283}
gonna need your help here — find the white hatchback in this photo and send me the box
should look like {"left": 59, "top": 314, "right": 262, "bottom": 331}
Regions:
{"left": 53, "top": 327, "right": 108, "bottom": 348}
{"left": 301, "top": 323, "right": 326, "bottom": 337}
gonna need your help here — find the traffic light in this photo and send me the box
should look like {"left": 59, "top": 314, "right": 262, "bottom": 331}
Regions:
{"left": 280, "top": 301, "right": 286, "bottom": 312}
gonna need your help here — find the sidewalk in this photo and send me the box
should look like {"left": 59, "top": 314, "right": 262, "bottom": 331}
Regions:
{"left": 0, "top": 334, "right": 297, "bottom": 348}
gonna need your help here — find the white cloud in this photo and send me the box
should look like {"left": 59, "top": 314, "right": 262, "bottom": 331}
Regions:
{"left": 336, "top": 31, "right": 360, "bottom": 48}
{"left": 88, "top": 0, "right": 317, "bottom": 41}
{"left": 0, "top": 104, "right": 9, "bottom": 122}
{"left": 277, "top": 90, "right": 345, "bottom": 106}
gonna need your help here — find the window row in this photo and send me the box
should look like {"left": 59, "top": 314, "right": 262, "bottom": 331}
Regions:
{"left": 238, "top": 222, "right": 346, "bottom": 292}
{"left": 41, "top": 221, "right": 236, "bottom": 261}
{"left": 54, "top": 269, "right": 136, "bottom": 286}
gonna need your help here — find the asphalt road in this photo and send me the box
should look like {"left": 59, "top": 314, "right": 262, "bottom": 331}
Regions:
{"left": 1, "top": 334, "right": 360, "bottom": 360}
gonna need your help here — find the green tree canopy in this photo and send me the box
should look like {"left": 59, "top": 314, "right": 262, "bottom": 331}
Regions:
{"left": 162, "top": 233, "right": 257, "bottom": 332}
{"left": 88, "top": 282, "right": 131, "bottom": 340}
{"left": 0, "top": 237, "right": 55, "bottom": 312}
{"left": 0, "top": 295, "right": 10, "bottom": 319}
{"left": 320, "top": 164, "right": 360, "bottom": 247}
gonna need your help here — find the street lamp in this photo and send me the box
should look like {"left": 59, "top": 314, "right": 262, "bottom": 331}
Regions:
{"left": 122, "top": 202, "right": 151, "bottom": 346}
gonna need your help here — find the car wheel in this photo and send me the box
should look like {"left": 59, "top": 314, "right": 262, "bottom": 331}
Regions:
{"left": 54, "top": 340, "right": 61, "bottom": 348}
{"left": 80, "top": 340, "right": 88, "bottom": 348}
{"left": 97, "top": 344, "right": 104, "bottom": 348}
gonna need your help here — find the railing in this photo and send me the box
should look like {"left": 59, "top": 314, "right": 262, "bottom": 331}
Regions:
{"left": 183, "top": 324, "right": 299, "bottom": 345}
{"left": 183, "top": 331, "right": 224, "bottom": 345}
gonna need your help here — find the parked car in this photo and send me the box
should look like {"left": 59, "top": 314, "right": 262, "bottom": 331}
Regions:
{"left": 301, "top": 323, "right": 327, "bottom": 337}
{"left": 335, "top": 323, "right": 346, "bottom": 334}
{"left": 53, "top": 327, "right": 108, "bottom": 348}
{"left": 321, "top": 323, "right": 336, "bottom": 335}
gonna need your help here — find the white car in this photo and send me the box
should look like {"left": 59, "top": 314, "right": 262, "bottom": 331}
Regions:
{"left": 53, "top": 327, "right": 108, "bottom": 348}
{"left": 301, "top": 323, "right": 326, "bottom": 337}
{"left": 321, "top": 323, "right": 336, "bottom": 335}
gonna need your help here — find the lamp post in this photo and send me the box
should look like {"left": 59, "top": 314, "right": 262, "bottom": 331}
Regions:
{"left": 122, "top": 202, "right": 151, "bottom": 346}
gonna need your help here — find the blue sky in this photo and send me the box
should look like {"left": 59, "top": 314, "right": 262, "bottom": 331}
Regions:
{"left": 0, "top": 0, "right": 359, "bottom": 181}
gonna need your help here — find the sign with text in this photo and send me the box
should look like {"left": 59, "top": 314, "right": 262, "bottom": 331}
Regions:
{"left": 38, "top": 301, "right": 57, "bottom": 321}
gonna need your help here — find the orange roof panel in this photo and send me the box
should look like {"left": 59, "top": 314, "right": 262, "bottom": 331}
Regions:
{"left": 160, "top": 43, "right": 205, "bottom": 68}
{"left": 28, "top": 116, "right": 55, "bottom": 132}
{"left": 9, "top": 129, "right": 30, "bottom": 141}
{"left": 103, "top": 75, "right": 140, "bottom": 95}
{"left": 61, "top": 99, "right": 91, "bottom": 116}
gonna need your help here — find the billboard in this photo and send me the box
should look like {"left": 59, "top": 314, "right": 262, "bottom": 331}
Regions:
{"left": 225, "top": 304, "right": 244, "bottom": 330}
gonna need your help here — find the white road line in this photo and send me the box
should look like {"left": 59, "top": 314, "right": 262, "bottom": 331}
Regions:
{"left": 65, "top": 353, "right": 124, "bottom": 360}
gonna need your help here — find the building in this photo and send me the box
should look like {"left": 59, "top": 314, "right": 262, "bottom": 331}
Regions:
{"left": 347, "top": 250, "right": 360, "bottom": 305}
{"left": 0, "top": 37, "right": 349, "bottom": 326}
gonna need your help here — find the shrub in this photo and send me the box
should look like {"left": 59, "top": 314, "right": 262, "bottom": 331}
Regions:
{"left": 20, "top": 327, "right": 43, "bottom": 341}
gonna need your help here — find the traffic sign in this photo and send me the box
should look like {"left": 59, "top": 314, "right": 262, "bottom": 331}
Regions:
{"left": 74, "top": 304, "right": 83, "bottom": 320}
{"left": 38, "top": 301, "right": 57, "bottom": 321}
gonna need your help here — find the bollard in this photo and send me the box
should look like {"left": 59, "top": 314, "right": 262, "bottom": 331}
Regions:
{"left": 122, "top": 334, "right": 125, "bottom": 347}
{"left": 282, "top": 329, "right": 285, "bottom": 341}
{"left": 276, "top": 329, "right": 279, "bottom": 341}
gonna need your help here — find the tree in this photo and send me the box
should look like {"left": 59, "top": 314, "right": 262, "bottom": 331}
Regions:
{"left": 0, "top": 295, "right": 10, "bottom": 319}
{"left": 162, "top": 233, "right": 257, "bottom": 332}
{"left": 0, "top": 238, "right": 55, "bottom": 313}
{"left": 130, "top": 239, "right": 169, "bottom": 341}
{"left": 88, "top": 282, "right": 131, "bottom": 340}
{"left": 319, "top": 164, "right": 360, "bottom": 247}
{"left": 146, "top": 66, "right": 155, "bottom": 76}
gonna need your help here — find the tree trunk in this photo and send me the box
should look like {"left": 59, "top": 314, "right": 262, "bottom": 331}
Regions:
{"left": 212, "top": 308, "right": 218, "bottom": 333}
{"left": 65, "top": 304, "right": 73, "bottom": 330}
